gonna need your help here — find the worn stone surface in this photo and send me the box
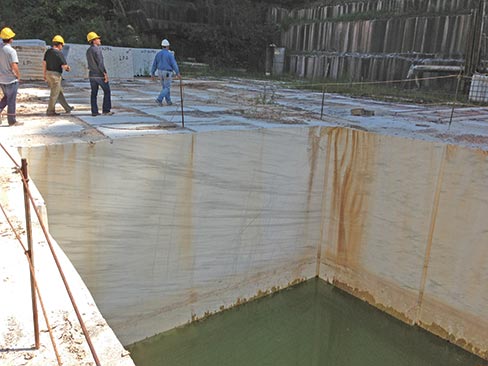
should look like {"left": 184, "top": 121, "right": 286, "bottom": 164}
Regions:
{"left": 0, "top": 146, "right": 136, "bottom": 365}
{"left": 319, "top": 129, "right": 488, "bottom": 360}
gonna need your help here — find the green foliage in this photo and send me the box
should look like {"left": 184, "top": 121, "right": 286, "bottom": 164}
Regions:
{"left": 0, "top": 0, "right": 130, "bottom": 45}
{"left": 167, "top": 0, "right": 280, "bottom": 71}
{"left": 0, "top": 0, "right": 281, "bottom": 69}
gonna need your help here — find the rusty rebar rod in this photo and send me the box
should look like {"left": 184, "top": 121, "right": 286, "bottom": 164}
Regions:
{"left": 21, "top": 159, "right": 39, "bottom": 349}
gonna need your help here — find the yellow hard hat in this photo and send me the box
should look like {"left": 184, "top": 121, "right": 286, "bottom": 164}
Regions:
{"left": 52, "top": 35, "right": 65, "bottom": 44}
{"left": 0, "top": 27, "right": 16, "bottom": 40}
{"left": 86, "top": 31, "right": 100, "bottom": 43}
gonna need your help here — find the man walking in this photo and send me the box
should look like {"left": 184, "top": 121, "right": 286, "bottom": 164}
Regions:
{"left": 43, "top": 35, "right": 74, "bottom": 116}
{"left": 86, "top": 31, "right": 113, "bottom": 116}
{"left": 0, "top": 27, "right": 21, "bottom": 126}
{"left": 151, "top": 39, "right": 181, "bottom": 106}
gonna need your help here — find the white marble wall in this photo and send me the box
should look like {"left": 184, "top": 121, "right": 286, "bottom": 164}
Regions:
{"left": 319, "top": 128, "right": 488, "bottom": 359}
{"left": 23, "top": 128, "right": 327, "bottom": 345}
{"left": 133, "top": 48, "right": 159, "bottom": 76}
{"left": 13, "top": 40, "right": 160, "bottom": 80}
{"left": 64, "top": 43, "right": 90, "bottom": 79}
{"left": 64, "top": 44, "right": 135, "bottom": 80}
{"left": 22, "top": 127, "right": 488, "bottom": 359}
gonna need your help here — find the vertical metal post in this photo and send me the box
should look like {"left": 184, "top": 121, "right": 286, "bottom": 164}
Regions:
{"left": 179, "top": 78, "right": 185, "bottom": 128}
{"left": 320, "top": 85, "right": 326, "bottom": 120}
{"left": 448, "top": 72, "right": 462, "bottom": 130}
{"left": 21, "top": 159, "right": 40, "bottom": 349}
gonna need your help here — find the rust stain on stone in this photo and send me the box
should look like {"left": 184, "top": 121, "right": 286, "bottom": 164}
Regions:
{"left": 326, "top": 128, "right": 375, "bottom": 267}
{"left": 308, "top": 127, "right": 327, "bottom": 276}
{"left": 418, "top": 320, "right": 488, "bottom": 361}
{"left": 307, "top": 126, "right": 327, "bottom": 207}
{"left": 332, "top": 278, "right": 413, "bottom": 325}
{"left": 187, "top": 278, "right": 307, "bottom": 324}
{"left": 179, "top": 135, "right": 195, "bottom": 268}
{"left": 334, "top": 274, "right": 488, "bottom": 361}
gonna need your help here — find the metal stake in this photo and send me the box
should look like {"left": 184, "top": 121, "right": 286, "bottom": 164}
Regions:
{"left": 21, "top": 159, "right": 39, "bottom": 349}
{"left": 448, "top": 72, "right": 462, "bottom": 130}
{"left": 179, "top": 78, "right": 185, "bottom": 128}
{"left": 320, "top": 86, "right": 326, "bottom": 120}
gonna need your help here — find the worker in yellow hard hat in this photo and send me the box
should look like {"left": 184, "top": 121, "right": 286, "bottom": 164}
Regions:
{"left": 85, "top": 31, "right": 113, "bottom": 116}
{"left": 42, "top": 35, "right": 74, "bottom": 116}
{"left": 86, "top": 31, "right": 100, "bottom": 43}
{"left": 0, "top": 27, "right": 22, "bottom": 126}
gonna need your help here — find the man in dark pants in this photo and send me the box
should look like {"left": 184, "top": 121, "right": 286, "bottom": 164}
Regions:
{"left": 86, "top": 31, "right": 113, "bottom": 116}
{"left": 0, "top": 27, "right": 22, "bottom": 126}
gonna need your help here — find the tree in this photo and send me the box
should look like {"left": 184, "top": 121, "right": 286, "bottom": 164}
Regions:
{"left": 0, "top": 0, "right": 132, "bottom": 45}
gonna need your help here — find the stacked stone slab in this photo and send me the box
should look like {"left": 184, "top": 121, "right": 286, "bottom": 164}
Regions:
{"left": 11, "top": 41, "right": 160, "bottom": 81}
{"left": 271, "top": 0, "right": 484, "bottom": 87}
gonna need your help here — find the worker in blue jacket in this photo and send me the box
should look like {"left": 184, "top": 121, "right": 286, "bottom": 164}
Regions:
{"left": 151, "top": 39, "right": 181, "bottom": 106}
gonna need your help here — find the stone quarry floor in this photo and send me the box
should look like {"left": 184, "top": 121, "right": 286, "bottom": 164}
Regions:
{"left": 2, "top": 76, "right": 488, "bottom": 149}
{"left": 2, "top": 76, "right": 488, "bottom": 366}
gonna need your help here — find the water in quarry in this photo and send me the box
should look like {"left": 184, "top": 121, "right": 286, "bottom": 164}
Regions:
{"left": 127, "top": 279, "right": 483, "bottom": 366}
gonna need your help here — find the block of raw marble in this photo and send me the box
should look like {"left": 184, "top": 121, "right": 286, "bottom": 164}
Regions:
{"left": 21, "top": 126, "right": 488, "bottom": 358}
{"left": 318, "top": 128, "right": 488, "bottom": 359}
{"left": 64, "top": 43, "right": 90, "bottom": 79}
{"left": 418, "top": 145, "right": 488, "bottom": 359}
{"left": 319, "top": 128, "right": 445, "bottom": 322}
{"left": 23, "top": 127, "right": 328, "bottom": 345}
{"left": 64, "top": 44, "right": 133, "bottom": 80}
{"left": 133, "top": 48, "right": 159, "bottom": 76}
{"left": 13, "top": 40, "right": 47, "bottom": 80}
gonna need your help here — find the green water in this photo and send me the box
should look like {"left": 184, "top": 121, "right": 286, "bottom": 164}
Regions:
{"left": 127, "top": 279, "right": 486, "bottom": 366}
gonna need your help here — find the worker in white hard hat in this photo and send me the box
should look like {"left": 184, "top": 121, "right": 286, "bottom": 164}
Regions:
{"left": 0, "top": 27, "right": 22, "bottom": 126}
{"left": 151, "top": 38, "right": 181, "bottom": 106}
{"left": 43, "top": 35, "right": 74, "bottom": 116}
{"left": 86, "top": 31, "right": 113, "bottom": 116}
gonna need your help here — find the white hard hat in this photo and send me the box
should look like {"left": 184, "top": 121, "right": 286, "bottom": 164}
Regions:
{"left": 161, "top": 39, "right": 170, "bottom": 47}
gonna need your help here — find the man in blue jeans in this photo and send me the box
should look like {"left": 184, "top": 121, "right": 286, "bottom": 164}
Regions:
{"left": 0, "top": 27, "right": 22, "bottom": 126}
{"left": 151, "top": 39, "right": 182, "bottom": 106}
{"left": 86, "top": 31, "right": 113, "bottom": 116}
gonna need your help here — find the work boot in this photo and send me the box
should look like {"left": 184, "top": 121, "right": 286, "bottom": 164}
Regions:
{"left": 46, "top": 111, "right": 60, "bottom": 116}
